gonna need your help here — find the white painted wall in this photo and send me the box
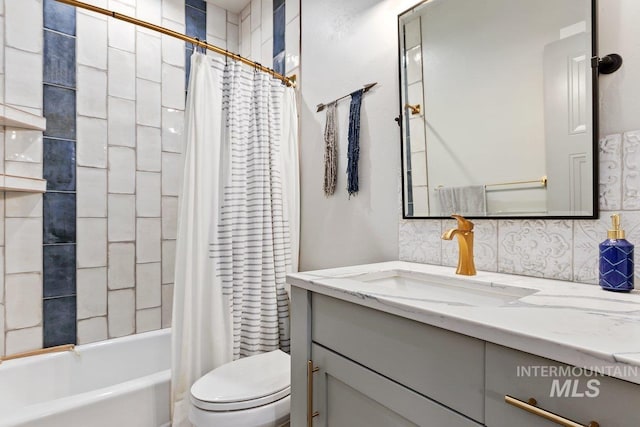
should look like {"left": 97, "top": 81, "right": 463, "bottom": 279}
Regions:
{"left": 299, "top": 0, "right": 416, "bottom": 270}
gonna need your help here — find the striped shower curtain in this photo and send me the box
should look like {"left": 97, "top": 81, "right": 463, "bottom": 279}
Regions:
{"left": 171, "top": 53, "right": 299, "bottom": 426}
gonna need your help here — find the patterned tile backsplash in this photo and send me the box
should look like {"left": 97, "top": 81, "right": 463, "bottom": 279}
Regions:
{"left": 400, "top": 132, "right": 640, "bottom": 285}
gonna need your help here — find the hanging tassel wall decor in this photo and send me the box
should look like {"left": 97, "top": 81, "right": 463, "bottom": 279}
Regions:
{"left": 323, "top": 102, "right": 338, "bottom": 196}
{"left": 346, "top": 89, "right": 364, "bottom": 197}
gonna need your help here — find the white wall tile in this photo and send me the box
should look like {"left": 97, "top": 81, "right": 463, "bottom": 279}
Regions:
{"left": 240, "top": 15, "right": 251, "bottom": 58}
{"left": 261, "top": 39, "right": 273, "bottom": 69}
{"left": 108, "top": 146, "right": 136, "bottom": 194}
{"left": 78, "top": 316, "right": 108, "bottom": 344}
{"left": 4, "top": 161, "right": 41, "bottom": 179}
{"left": 207, "top": 3, "right": 227, "bottom": 40}
{"left": 5, "top": 218, "right": 42, "bottom": 274}
{"left": 162, "top": 239, "right": 176, "bottom": 284}
{"left": 78, "top": 66, "right": 108, "bottom": 119}
{"left": 77, "top": 218, "right": 108, "bottom": 268}
{"left": 136, "top": 262, "right": 161, "bottom": 309}
{"left": 285, "top": 0, "right": 299, "bottom": 23}
{"left": 4, "top": 193, "right": 42, "bottom": 218}
{"left": 251, "top": 29, "right": 261, "bottom": 63}
{"left": 0, "top": 249, "right": 4, "bottom": 304}
{"left": 285, "top": 16, "right": 300, "bottom": 73}
{"left": 137, "top": 0, "right": 162, "bottom": 25}
{"left": 623, "top": 130, "right": 640, "bottom": 210}
{"left": 162, "top": 0, "right": 185, "bottom": 24}
{"left": 137, "top": 79, "right": 162, "bottom": 127}
{"left": 0, "top": 194, "right": 4, "bottom": 244}
{"left": 137, "top": 172, "right": 161, "bottom": 217}
{"left": 108, "top": 243, "right": 135, "bottom": 289}
{"left": 241, "top": 4, "right": 250, "bottom": 20}
{"left": 162, "top": 196, "right": 178, "bottom": 239}
{"left": 108, "top": 97, "right": 136, "bottom": 147}
{"left": 77, "top": 167, "right": 107, "bottom": 218}
{"left": 5, "top": 0, "right": 42, "bottom": 53}
{"left": 161, "top": 64, "right": 185, "bottom": 110}
{"left": 6, "top": 273, "right": 41, "bottom": 330}
{"left": 136, "top": 32, "right": 162, "bottom": 82}
{"left": 108, "top": 289, "right": 135, "bottom": 338}
{"left": 251, "top": 0, "right": 261, "bottom": 31}
{"left": 5, "top": 326, "right": 42, "bottom": 355}
{"left": 0, "top": 130, "right": 5, "bottom": 173}
{"left": 161, "top": 283, "right": 174, "bottom": 328}
{"left": 227, "top": 22, "right": 239, "bottom": 53}
{"left": 398, "top": 220, "right": 442, "bottom": 265}
{"left": 137, "top": 218, "right": 161, "bottom": 263}
{"left": 137, "top": 125, "right": 162, "bottom": 171}
{"left": 77, "top": 117, "right": 108, "bottom": 168}
{"left": 5, "top": 129, "right": 42, "bottom": 163}
{"left": 0, "top": 304, "right": 4, "bottom": 356}
{"left": 227, "top": 11, "right": 239, "bottom": 25}
{"left": 108, "top": 2, "right": 136, "bottom": 52}
{"left": 108, "top": 194, "right": 136, "bottom": 241}
{"left": 161, "top": 108, "right": 184, "bottom": 153}
{"left": 136, "top": 307, "right": 161, "bottom": 333}
{"left": 108, "top": 48, "right": 136, "bottom": 100}
{"left": 5, "top": 48, "right": 42, "bottom": 109}
{"left": 78, "top": 11, "right": 108, "bottom": 69}
{"left": 162, "top": 152, "right": 181, "bottom": 196}
{"left": 77, "top": 267, "right": 108, "bottom": 319}
{"left": 261, "top": 0, "right": 273, "bottom": 43}
{"left": 162, "top": 34, "right": 185, "bottom": 67}
{"left": 599, "top": 134, "right": 622, "bottom": 211}
{"left": 498, "top": 220, "right": 573, "bottom": 280}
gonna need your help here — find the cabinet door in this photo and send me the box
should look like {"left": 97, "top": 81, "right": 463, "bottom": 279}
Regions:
{"left": 485, "top": 343, "right": 640, "bottom": 427}
{"left": 310, "top": 344, "right": 481, "bottom": 427}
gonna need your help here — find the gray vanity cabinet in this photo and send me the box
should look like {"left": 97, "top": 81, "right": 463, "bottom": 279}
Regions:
{"left": 485, "top": 343, "right": 640, "bottom": 427}
{"left": 291, "top": 287, "right": 485, "bottom": 426}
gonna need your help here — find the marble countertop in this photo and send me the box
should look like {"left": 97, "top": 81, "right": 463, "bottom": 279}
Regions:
{"left": 287, "top": 261, "right": 640, "bottom": 384}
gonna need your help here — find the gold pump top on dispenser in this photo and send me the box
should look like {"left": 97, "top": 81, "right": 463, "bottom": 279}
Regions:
{"left": 607, "top": 214, "right": 626, "bottom": 239}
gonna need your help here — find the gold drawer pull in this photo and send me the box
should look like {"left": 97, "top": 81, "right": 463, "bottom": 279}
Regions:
{"left": 505, "top": 395, "right": 599, "bottom": 427}
{"left": 307, "top": 361, "right": 320, "bottom": 426}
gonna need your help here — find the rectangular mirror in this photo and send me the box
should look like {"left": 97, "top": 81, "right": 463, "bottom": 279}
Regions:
{"left": 399, "top": 0, "right": 598, "bottom": 219}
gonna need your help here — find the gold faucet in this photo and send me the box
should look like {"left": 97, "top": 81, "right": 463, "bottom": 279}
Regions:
{"left": 442, "top": 215, "right": 476, "bottom": 276}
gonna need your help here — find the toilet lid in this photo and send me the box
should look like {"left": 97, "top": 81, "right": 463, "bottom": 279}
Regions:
{"left": 191, "top": 349, "right": 291, "bottom": 411}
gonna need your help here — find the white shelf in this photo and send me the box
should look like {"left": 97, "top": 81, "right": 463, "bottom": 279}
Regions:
{"left": 0, "top": 104, "right": 46, "bottom": 131}
{"left": 0, "top": 174, "right": 47, "bottom": 193}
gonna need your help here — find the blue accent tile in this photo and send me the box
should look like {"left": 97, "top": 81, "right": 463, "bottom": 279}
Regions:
{"left": 44, "top": 193, "right": 76, "bottom": 244}
{"left": 44, "top": 0, "right": 76, "bottom": 36}
{"left": 186, "top": 6, "right": 206, "bottom": 41}
{"left": 44, "top": 85, "right": 76, "bottom": 140}
{"left": 274, "top": 51, "right": 285, "bottom": 75}
{"left": 274, "top": 0, "right": 285, "bottom": 11}
{"left": 44, "top": 30, "right": 76, "bottom": 88}
{"left": 44, "top": 244, "right": 76, "bottom": 298}
{"left": 185, "top": 0, "right": 207, "bottom": 12}
{"left": 44, "top": 297, "right": 77, "bottom": 347}
{"left": 44, "top": 139, "right": 76, "bottom": 191}
{"left": 186, "top": 47, "right": 193, "bottom": 89}
{"left": 273, "top": 4, "right": 285, "bottom": 55}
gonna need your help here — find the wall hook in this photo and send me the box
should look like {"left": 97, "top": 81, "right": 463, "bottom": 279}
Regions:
{"left": 597, "top": 53, "right": 623, "bottom": 74}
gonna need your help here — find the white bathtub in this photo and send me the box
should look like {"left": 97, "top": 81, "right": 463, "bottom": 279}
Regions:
{"left": 0, "top": 328, "right": 171, "bottom": 427}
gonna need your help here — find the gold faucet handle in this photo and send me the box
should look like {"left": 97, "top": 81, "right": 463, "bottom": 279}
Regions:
{"left": 451, "top": 215, "right": 474, "bottom": 231}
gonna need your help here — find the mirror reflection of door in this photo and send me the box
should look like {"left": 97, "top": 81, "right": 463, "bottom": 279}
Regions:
{"left": 544, "top": 30, "right": 593, "bottom": 216}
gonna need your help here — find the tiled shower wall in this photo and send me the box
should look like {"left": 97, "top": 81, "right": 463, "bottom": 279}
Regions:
{"left": 0, "top": 0, "right": 299, "bottom": 356}
{"left": 399, "top": 132, "right": 640, "bottom": 285}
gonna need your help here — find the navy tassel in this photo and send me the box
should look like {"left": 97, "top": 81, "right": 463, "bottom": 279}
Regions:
{"left": 347, "top": 89, "right": 364, "bottom": 196}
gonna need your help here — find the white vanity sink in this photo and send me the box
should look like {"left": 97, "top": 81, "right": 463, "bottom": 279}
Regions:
{"left": 348, "top": 269, "right": 537, "bottom": 307}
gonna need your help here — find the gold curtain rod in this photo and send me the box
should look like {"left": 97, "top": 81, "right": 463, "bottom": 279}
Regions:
{"left": 316, "top": 82, "right": 377, "bottom": 112}
{"left": 0, "top": 344, "right": 76, "bottom": 364}
{"left": 55, "top": 0, "right": 296, "bottom": 87}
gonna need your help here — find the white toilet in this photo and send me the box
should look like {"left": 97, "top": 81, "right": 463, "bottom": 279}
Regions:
{"left": 189, "top": 349, "right": 291, "bottom": 427}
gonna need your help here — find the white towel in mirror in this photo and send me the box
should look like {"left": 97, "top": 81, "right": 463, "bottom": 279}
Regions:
{"left": 437, "top": 185, "right": 487, "bottom": 216}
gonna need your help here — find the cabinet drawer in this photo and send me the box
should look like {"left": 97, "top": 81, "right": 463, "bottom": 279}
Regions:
{"left": 485, "top": 343, "right": 640, "bottom": 427}
{"left": 311, "top": 344, "right": 481, "bottom": 427}
{"left": 311, "top": 294, "right": 485, "bottom": 422}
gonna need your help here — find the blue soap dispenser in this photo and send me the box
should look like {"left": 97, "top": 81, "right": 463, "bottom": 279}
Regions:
{"left": 599, "top": 214, "right": 634, "bottom": 292}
